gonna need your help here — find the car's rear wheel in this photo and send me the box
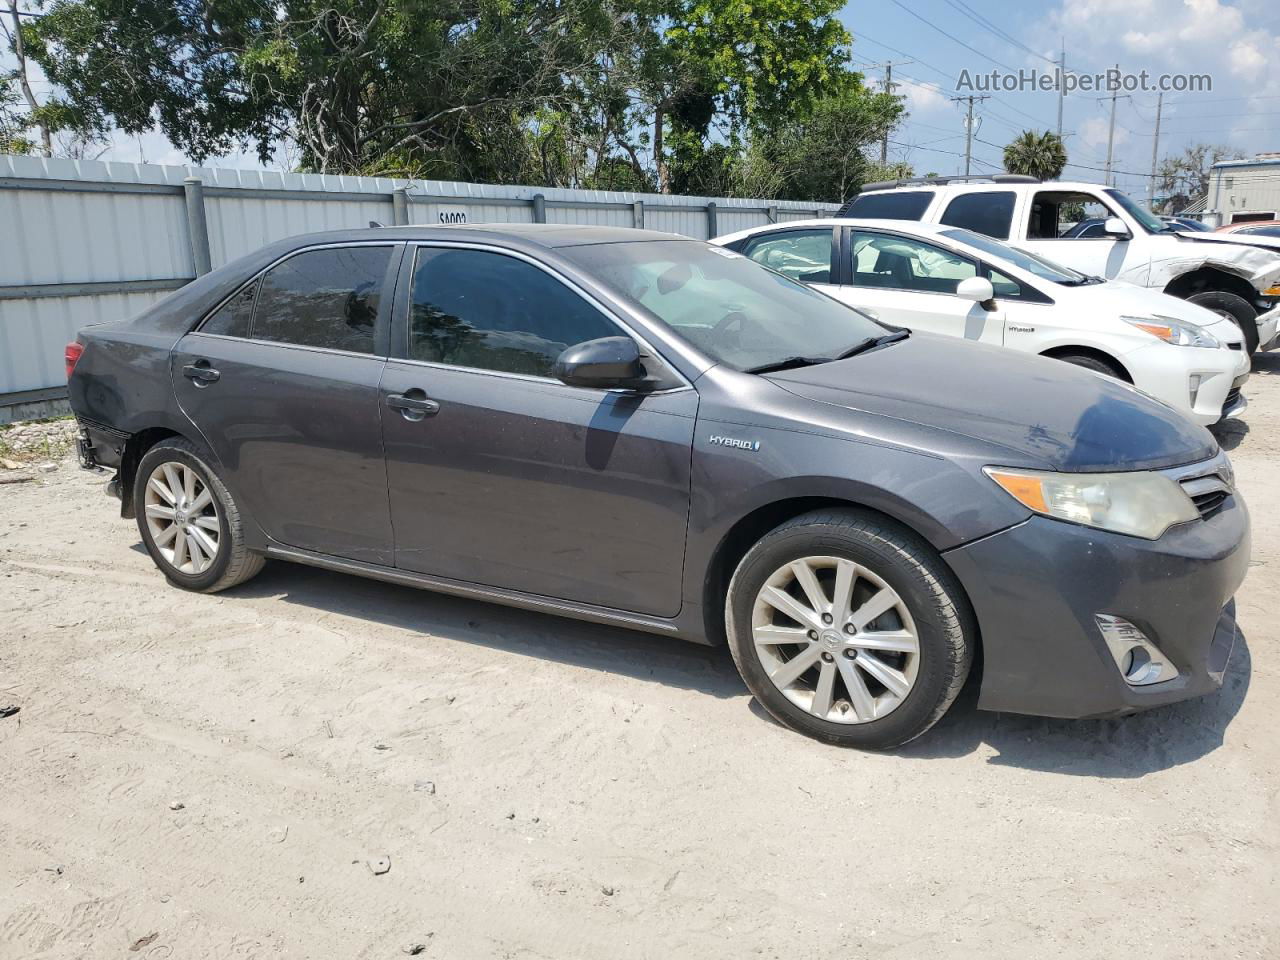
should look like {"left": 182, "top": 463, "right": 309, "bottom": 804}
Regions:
{"left": 726, "top": 510, "right": 973, "bottom": 749}
{"left": 134, "top": 438, "right": 265, "bottom": 592}
{"left": 1186, "top": 290, "right": 1259, "bottom": 353}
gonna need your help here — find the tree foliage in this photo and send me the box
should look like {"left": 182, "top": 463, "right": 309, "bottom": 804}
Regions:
{"left": 1002, "top": 130, "right": 1067, "bottom": 180}
{"left": 1156, "top": 143, "right": 1244, "bottom": 212}
{"left": 11, "top": 0, "right": 908, "bottom": 200}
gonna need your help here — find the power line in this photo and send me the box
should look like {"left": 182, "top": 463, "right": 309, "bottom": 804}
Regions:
{"left": 885, "top": 0, "right": 1019, "bottom": 73}
{"left": 940, "top": 0, "right": 1056, "bottom": 65}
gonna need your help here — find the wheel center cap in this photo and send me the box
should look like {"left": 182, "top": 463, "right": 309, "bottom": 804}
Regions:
{"left": 820, "top": 630, "right": 842, "bottom": 650}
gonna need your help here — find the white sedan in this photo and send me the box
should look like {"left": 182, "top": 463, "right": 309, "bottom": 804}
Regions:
{"left": 715, "top": 218, "right": 1250, "bottom": 425}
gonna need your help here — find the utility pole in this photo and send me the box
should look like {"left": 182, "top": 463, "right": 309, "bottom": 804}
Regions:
{"left": 1056, "top": 41, "right": 1065, "bottom": 139}
{"left": 951, "top": 94, "right": 988, "bottom": 176}
{"left": 1148, "top": 91, "right": 1163, "bottom": 210}
{"left": 873, "top": 60, "right": 912, "bottom": 166}
{"left": 1103, "top": 90, "right": 1120, "bottom": 186}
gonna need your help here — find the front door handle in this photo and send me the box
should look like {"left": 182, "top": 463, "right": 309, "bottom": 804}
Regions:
{"left": 387, "top": 390, "right": 440, "bottom": 421}
{"left": 182, "top": 361, "right": 220, "bottom": 386}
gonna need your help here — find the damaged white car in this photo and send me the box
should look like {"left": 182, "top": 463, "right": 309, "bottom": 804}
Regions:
{"left": 838, "top": 176, "right": 1280, "bottom": 353}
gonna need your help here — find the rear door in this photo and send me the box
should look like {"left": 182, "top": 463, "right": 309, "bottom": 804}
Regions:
{"left": 379, "top": 243, "right": 697, "bottom": 617}
{"left": 827, "top": 229, "right": 1004, "bottom": 344}
{"left": 172, "top": 242, "right": 401, "bottom": 565}
{"left": 738, "top": 227, "right": 840, "bottom": 297}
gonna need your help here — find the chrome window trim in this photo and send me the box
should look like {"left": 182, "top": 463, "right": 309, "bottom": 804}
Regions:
{"left": 402, "top": 240, "right": 694, "bottom": 393}
{"left": 184, "top": 330, "right": 389, "bottom": 361}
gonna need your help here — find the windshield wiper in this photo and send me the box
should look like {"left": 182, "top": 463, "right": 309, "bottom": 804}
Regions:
{"left": 745, "top": 330, "right": 911, "bottom": 375}
{"left": 832, "top": 329, "right": 911, "bottom": 359}
{"left": 743, "top": 355, "right": 830, "bottom": 374}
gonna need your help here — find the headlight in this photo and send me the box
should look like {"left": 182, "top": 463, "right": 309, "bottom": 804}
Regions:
{"left": 1122, "top": 315, "right": 1221, "bottom": 348}
{"left": 984, "top": 467, "right": 1199, "bottom": 539}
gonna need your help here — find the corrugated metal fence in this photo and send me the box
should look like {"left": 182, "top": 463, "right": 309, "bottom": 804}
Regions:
{"left": 0, "top": 155, "right": 838, "bottom": 406}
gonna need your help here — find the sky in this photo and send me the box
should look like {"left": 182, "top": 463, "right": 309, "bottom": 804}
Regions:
{"left": 8, "top": 0, "right": 1280, "bottom": 204}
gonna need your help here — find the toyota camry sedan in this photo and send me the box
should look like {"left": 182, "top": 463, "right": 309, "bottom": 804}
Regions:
{"left": 68, "top": 225, "right": 1249, "bottom": 749}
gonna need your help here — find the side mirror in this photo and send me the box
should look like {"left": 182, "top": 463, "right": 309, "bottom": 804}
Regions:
{"left": 552, "top": 337, "right": 652, "bottom": 391}
{"left": 956, "top": 276, "right": 995, "bottom": 304}
{"left": 1103, "top": 216, "right": 1131, "bottom": 239}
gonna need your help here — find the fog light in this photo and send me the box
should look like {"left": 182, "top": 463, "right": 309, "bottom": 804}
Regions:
{"left": 1188, "top": 374, "right": 1202, "bottom": 408}
{"left": 1096, "top": 615, "right": 1179, "bottom": 686}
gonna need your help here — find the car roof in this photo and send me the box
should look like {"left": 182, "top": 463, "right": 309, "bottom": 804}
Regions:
{"left": 255, "top": 223, "right": 691, "bottom": 250}
{"left": 717, "top": 217, "right": 957, "bottom": 243}
{"left": 855, "top": 179, "right": 1110, "bottom": 194}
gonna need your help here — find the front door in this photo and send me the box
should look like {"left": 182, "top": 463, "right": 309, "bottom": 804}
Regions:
{"left": 829, "top": 230, "right": 1004, "bottom": 344}
{"left": 380, "top": 244, "right": 697, "bottom": 617}
{"left": 1017, "top": 189, "right": 1132, "bottom": 280}
{"left": 172, "top": 242, "right": 401, "bottom": 565}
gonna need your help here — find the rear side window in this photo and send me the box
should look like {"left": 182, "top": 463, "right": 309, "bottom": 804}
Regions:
{"left": 408, "top": 247, "right": 620, "bottom": 377}
{"left": 253, "top": 246, "right": 393, "bottom": 354}
{"left": 202, "top": 278, "right": 259, "bottom": 337}
{"left": 740, "top": 229, "right": 833, "bottom": 282}
{"left": 842, "top": 190, "right": 935, "bottom": 221}
{"left": 939, "top": 191, "right": 1015, "bottom": 240}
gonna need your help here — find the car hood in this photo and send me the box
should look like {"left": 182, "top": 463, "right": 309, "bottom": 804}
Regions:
{"left": 765, "top": 333, "right": 1217, "bottom": 472}
{"left": 1065, "top": 280, "right": 1245, "bottom": 345}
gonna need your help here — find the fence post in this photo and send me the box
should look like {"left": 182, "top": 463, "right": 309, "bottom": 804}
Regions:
{"left": 768, "top": 205, "right": 778, "bottom": 224}
{"left": 183, "top": 177, "right": 212, "bottom": 276}
{"left": 393, "top": 186, "right": 410, "bottom": 225}
{"left": 632, "top": 200, "right": 644, "bottom": 229}
{"left": 532, "top": 193, "right": 547, "bottom": 223}
{"left": 706, "top": 201, "right": 718, "bottom": 238}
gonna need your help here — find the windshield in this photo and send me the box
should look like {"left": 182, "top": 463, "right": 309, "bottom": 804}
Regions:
{"left": 939, "top": 227, "right": 1088, "bottom": 284}
{"left": 1104, "top": 189, "right": 1167, "bottom": 234}
{"left": 562, "top": 240, "right": 887, "bottom": 372}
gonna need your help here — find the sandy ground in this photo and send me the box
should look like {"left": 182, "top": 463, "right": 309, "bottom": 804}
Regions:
{"left": 1, "top": 358, "right": 1278, "bottom": 960}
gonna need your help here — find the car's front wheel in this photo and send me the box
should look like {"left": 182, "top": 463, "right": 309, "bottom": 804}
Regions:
{"left": 726, "top": 510, "right": 973, "bottom": 749}
{"left": 134, "top": 438, "right": 265, "bottom": 592}
{"left": 1185, "top": 290, "right": 1259, "bottom": 353}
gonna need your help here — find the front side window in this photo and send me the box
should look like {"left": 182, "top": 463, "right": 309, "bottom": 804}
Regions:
{"left": 561, "top": 240, "right": 886, "bottom": 373}
{"left": 202, "top": 277, "right": 259, "bottom": 337}
{"left": 740, "top": 229, "right": 833, "bottom": 283}
{"left": 253, "top": 246, "right": 392, "bottom": 354}
{"left": 408, "top": 247, "right": 621, "bottom": 377}
{"left": 1028, "top": 191, "right": 1119, "bottom": 240}
{"left": 938, "top": 191, "right": 1016, "bottom": 240}
{"left": 850, "top": 232, "right": 977, "bottom": 293}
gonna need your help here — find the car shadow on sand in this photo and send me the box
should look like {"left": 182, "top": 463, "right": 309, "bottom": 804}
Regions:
{"left": 213, "top": 556, "right": 1250, "bottom": 776}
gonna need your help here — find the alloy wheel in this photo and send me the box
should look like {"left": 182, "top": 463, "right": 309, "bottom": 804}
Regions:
{"left": 143, "top": 461, "right": 221, "bottom": 575}
{"left": 750, "top": 556, "right": 920, "bottom": 724}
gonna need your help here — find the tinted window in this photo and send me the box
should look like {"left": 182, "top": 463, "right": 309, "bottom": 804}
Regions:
{"left": 202, "top": 278, "right": 259, "bottom": 337}
{"left": 254, "top": 246, "right": 392, "bottom": 354}
{"left": 1241, "top": 225, "right": 1280, "bottom": 237}
{"left": 562, "top": 240, "right": 885, "bottom": 373}
{"left": 409, "top": 248, "right": 620, "bottom": 376}
{"left": 842, "top": 190, "right": 935, "bottom": 220}
{"left": 850, "top": 231, "right": 977, "bottom": 293}
{"left": 939, "top": 191, "right": 1015, "bottom": 239}
{"left": 741, "top": 229, "right": 833, "bottom": 282}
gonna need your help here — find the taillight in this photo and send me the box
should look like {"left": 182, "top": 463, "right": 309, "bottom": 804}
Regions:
{"left": 65, "top": 341, "right": 85, "bottom": 380}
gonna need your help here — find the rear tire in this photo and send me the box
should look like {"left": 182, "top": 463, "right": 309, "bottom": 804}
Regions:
{"left": 1186, "top": 290, "right": 1259, "bottom": 353}
{"left": 725, "top": 509, "right": 973, "bottom": 749}
{"left": 1051, "top": 351, "right": 1127, "bottom": 380}
{"left": 133, "top": 438, "right": 265, "bottom": 593}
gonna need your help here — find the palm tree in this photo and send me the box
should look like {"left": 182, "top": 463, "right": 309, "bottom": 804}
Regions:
{"left": 1003, "top": 130, "right": 1067, "bottom": 180}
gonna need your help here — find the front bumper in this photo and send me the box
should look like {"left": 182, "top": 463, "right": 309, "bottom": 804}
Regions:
{"left": 1124, "top": 341, "right": 1247, "bottom": 425}
{"left": 942, "top": 494, "right": 1249, "bottom": 719}
{"left": 1256, "top": 306, "right": 1280, "bottom": 351}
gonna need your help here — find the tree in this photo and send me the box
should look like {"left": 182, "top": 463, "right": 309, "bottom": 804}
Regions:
{"left": 1156, "top": 143, "right": 1244, "bottom": 213}
{"left": 1002, "top": 130, "right": 1067, "bottom": 180}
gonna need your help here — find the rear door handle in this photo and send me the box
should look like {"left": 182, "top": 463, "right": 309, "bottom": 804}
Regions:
{"left": 386, "top": 391, "right": 440, "bottom": 420}
{"left": 182, "top": 362, "right": 220, "bottom": 385}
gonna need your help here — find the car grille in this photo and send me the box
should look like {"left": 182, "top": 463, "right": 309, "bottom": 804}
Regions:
{"left": 1180, "top": 472, "right": 1232, "bottom": 521}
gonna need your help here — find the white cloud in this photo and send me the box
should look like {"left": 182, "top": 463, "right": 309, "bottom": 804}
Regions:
{"left": 900, "top": 78, "right": 948, "bottom": 115}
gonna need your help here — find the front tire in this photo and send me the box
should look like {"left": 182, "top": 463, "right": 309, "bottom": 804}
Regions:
{"left": 134, "top": 438, "right": 265, "bottom": 593}
{"left": 1186, "top": 290, "right": 1259, "bottom": 353}
{"left": 726, "top": 510, "right": 973, "bottom": 749}
{"left": 1051, "top": 351, "right": 1127, "bottom": 380}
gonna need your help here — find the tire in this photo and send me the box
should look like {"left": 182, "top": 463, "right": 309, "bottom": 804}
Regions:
{"left": 133, "top": 437, "right": 265, "bottom": 593}
{"left": 1186, "top": 290, "right": 1259, "bottom": 354}
{"left": 725, "top": 509, "right": 973, "bottom": 749}
{"left": 1051, "top": 351, "right": 1127, "bottom": 380}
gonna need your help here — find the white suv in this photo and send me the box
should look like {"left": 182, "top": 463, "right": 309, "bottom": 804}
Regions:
{"left": 837, "top": 176, "right": 1280, "bottom": 353}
